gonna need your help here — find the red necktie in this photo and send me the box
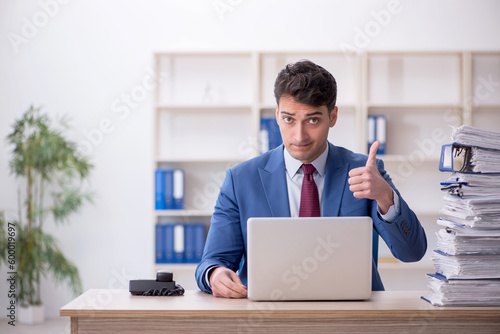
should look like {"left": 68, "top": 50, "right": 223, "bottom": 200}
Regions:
{"left": 299, "top": 164, "right": 320, "bottom": 217}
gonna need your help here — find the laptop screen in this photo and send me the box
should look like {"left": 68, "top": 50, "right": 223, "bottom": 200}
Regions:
{"left": 247, "top": 216, "right": 373, "bottom": 301}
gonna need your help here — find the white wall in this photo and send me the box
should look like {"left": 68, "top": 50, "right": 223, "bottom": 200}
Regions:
{"left": 0, "top": 0, "right": 499, "bottom": 318}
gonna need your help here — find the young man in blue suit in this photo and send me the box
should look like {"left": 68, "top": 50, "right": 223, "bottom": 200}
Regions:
{"left": 195, "top": 60, "right": 427, "bottom": 298}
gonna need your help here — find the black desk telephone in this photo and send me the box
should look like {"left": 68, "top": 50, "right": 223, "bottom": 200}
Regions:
{"left": 129, "top": 270, "right": 185, "bottom": 296}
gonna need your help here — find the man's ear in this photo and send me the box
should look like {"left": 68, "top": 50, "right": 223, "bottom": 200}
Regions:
{"left": 329, "top": 106, "right": 338, "bottom": 128}
{"left": 275, "top": 104, "right": 280, "bottom": 122}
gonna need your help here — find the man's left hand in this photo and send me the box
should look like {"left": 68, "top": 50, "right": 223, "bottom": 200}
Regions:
{"left": 348, "top": 141, "right": 394, "bottom": 214}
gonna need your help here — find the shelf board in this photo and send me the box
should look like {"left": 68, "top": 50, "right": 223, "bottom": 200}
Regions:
{"left": 155, "top": 209, "right": 213, "bottom": 217}
{"left": 156, "top": 104, "right": 252, "bottom": 111}
{"left": 367, "top": 51, "right": 463, "bottom": 56}
{"left": 414, "top": 210, "right": 441, "bottom": 217}
{"left": 156, "top": 51, "right": 252, "bottom": 57}
{"left": 378, "top": 258, "right": 434, "bottom": 270}
{"left": 154, "top": 263, "right": 199, "bottom": 271}
{"left": 259, "top": 104, "right": 357, "bottom": 110}
{"left": 472, "top": 104, "right": 500, "bottom": 109}
{"left": 367, "top": 103, "right": 461, "bottom": 110}
{"left": 156, "top": 157, "right": 251, "bottom": 163}
{"left": 379, "top": 155, "right": 440, "bottom": 163}
{"left": 471, "top": 51, "right": 500, "bottom": 56}
{"left": 260, "top": 50, "right": 355, "bottom": 57}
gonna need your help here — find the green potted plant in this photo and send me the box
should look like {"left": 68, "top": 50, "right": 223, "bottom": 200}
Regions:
{"left": 0, "top": 105, "right": 93, "bottom": 324}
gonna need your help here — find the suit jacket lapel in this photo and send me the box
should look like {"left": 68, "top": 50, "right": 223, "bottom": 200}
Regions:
{"left": 323, "top": 143, "right": 350, "bottom": 217}
{"left": 258, "top": 145, "right": 290, "bottom": 217}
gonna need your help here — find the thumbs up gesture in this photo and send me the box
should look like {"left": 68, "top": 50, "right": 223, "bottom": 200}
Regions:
{"left": 348, "top": 141, "right": 394, "bottom": 214}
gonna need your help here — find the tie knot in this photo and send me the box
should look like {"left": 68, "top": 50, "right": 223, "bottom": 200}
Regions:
{"left": 301, "top": 164, "right": 316, "bottom": 176}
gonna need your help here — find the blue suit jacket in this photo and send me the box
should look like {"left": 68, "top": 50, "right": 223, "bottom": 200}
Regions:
{"left": 195, "top": 142, "right": 427, "bottom": 292}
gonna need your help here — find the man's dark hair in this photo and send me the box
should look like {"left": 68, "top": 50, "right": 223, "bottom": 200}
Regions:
{"left": 274, "top": 59, "right": 337, "bottom": 111}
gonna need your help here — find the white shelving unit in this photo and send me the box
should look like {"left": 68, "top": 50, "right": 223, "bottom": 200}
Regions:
{"left": 153, "top": 51, "right": 500, "bottom": 291}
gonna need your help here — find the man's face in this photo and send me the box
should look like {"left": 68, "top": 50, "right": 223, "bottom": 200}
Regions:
{"left": 276, "top": 95, "right": 337, "bottom": 163}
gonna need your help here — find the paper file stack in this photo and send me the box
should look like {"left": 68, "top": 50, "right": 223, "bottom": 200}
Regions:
{"left": 424, "top": 125, "right": 500, "bottom": 306}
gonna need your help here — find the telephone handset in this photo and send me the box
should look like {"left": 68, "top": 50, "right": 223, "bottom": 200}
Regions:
{"left": 129, "top": 270, "right": 185, "bottom": 296}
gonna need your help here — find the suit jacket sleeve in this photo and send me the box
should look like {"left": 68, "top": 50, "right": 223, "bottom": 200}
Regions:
{"left": 372, "top": 159, "right": 427, "bottom": 262}
{"left": 195, "top": 169, "right": 244, "bottom": 293}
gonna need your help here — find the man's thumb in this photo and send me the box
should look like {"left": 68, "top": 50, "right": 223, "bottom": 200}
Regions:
{"left": 366, "top": 141, "right": 379, "bottom": 166}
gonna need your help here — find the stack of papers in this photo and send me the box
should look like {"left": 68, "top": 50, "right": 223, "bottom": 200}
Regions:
{"left": 424, "top": 125, "right": 500, "bottom": 306}
{"left": 443, "top": 172, "right": 500, "bottom": 188}
{"left": 432, "top": 250, "right": 500, "bottom": 279}
{"left": 439, "top": 125, "right": 500, "bottom": 173}
{"left": 441, "top": 194, "right": 500, "bottom": 228}
{"left": 435, "top": 223, "right": 500, "bottom": 254}
{"left": 470, "top": 147, "right": 500, "bottom": 172}
{"left": 424, "top": 274, "right": 500, "bottom": 306}
{"left": 452, "top": 125, "right": 500, "bottom": 150}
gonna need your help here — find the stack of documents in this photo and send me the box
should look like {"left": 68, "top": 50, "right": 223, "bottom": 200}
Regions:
{"left": 435, "top": 222, "right": 500, "bottom": 255}
{"left": 432, "top": 250, "right": 500, "bottom": 279}
{"left": 452, "top": 125, "right": 500, "bottom": 150}
{"left": 424, "top": 125, "right": 500, "bottom": 306}
{"left": 425, "top": 274, "right": 500, "bottom": 306}
{"left": 439, "top": 125, "right": 500, "bottom": 174}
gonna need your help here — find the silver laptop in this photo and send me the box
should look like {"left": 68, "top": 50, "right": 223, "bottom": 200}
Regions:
{"left": 247, "top": 217, "right": 372, "bottom": 301}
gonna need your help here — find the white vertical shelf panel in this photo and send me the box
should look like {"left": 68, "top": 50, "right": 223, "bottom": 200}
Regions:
{"left": 360, "top": 52, "right": 369, "bottom": 154}
{"left": 461, "top": 52, "right": 472, "bottom": 126}
{"left": 251, "top": 52, "right": 262, "bottom": 157}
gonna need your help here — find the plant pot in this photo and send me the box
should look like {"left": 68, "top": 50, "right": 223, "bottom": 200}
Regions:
{"left": 18, "top": 304, "right": 45, "bottom": 325}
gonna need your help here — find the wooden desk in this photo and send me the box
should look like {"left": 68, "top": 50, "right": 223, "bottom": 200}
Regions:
{"left": 60, "top": 289, "right": 500, "bottom": 333}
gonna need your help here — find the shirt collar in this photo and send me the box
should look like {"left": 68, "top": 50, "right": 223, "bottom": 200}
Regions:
{"left": 284, "top": 144, "right": 329, "bottom": 178}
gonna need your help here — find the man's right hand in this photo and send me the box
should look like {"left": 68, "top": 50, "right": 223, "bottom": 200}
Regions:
{"left": 209, "top": 266, "right": 248, "bottom": 298}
